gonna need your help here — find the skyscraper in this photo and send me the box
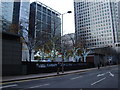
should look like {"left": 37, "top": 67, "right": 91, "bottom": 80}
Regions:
{"left": 29, "top": 1, "right": 61, "bottom": 46}
{"left": 1, "top": 0, "right": 30, "bottom": 35}
{"left": 74, "top": 0, "right": 120, "bottom": 48}
{"left": 1, "top": 0, "right": 20, "bottom": 33}
{"left": 19, "top": 0, "right": 30, "bottom": 61}
{"left": 1, "top": 0, "right": 30, "bottom": 75}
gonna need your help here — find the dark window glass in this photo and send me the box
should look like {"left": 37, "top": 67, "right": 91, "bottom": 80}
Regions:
{"left": 47, "top": 16, "right": 51, "bottom": 24}
{"left": 43, "top": 7, "right": 46, "bottom": 13}
{"left": 37, "top": 11, "right": 41, "bottom": 20}
{"left": 47, "top": 9, "right": 51, "bottom": 15}
{"left": 42, "top": 14, "right": 46, "bottom": 23}
{"left": 37, "top": 4, "right": 41, "bottom": 10}
{"left": 36, "top": 21, "right": 41, "bottom": 30}
{"left": 42, "top": 23, "right": 47, "bottom": 30}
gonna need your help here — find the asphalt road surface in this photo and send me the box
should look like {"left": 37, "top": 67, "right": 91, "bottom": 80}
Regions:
{"left": 1, "top": 65, "right": 119, "bottom": 90}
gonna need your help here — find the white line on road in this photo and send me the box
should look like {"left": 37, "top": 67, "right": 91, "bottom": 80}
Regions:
{"left": 97, "top": 73, "right": 106, "bottom": 77}
{"left": 0, "top": 84, "right": 18, "bottom": 88}
{"left": 109, "top": 72, "right": 114, "bottom": 77}
{"left": 29, "top": 83, "right": 50, "bottom": 88}
{"left": 91, "top": 77, "right": 106, "bottom": 86}
{"left": 70, "top": 76, "right": 82, "bottom": 80}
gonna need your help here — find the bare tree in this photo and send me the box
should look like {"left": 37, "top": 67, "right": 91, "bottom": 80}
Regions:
{"left": 61, "top": 33, "right": 83, "bottom": 62}
{"left": 38, "top": 34, "right": 61, "bottom": 62}
{"left": 17, "top": 19, "right": 53, "bottom": 62}
{"left": 32, "top": 17, "right": 61, "bottom": 62}
{"left": 75, "top": 35, "right": 92, "bottom": 62}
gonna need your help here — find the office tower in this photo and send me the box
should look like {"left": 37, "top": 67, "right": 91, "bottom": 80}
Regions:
{"left": 74, "top": 0, "right": 120, "bottom": 48}
{"left": 1, "top": 0, "right": 30, "bottom": 75}
{"left": 19, "top": 0, "right": 30, "bottom": 61}
{"left": 1, "top": 0, "right": 30, "bottom": 34}
{"left": 1, "top": 0, "right": 20, "bottom": 33}
{"left": 29, "top": 1, "right": 61, "bottom": 46}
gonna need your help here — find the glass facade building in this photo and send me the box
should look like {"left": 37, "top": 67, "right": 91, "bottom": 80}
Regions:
{"left": 1, "top": 0, "right": 30, "bottom": 35}
{"left": 19, "top": 0, "right": 30, "bottom": 61}
{"left": 1, "top": 1, "right": 14, "bottom": 32}
{"left": 1, "top": 0, "right": 30, "bottom": 61}
{"left": 19, "top": 0, "right": 30, "bottom": 40}
{"left": 74, "top": 0, "right": 120, "bottom": 48}
{"left": 1, "top": 0, "right": 22, "bottom": 75}
{"left": 29, "top": 1, "right": 61, "bottom": 45}
{"left": 0, "top": 1, "right": 2, "bottom": 31}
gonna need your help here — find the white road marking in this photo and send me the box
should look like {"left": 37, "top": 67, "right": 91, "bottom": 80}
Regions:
{"left": 91, "top": 77, "right": 106, "bottom": 86}
{"left": 70, "top": 76, "right": 82, "bottom": 80}
{"left": 97, "top": 71, "right": 115, "bottom": 77}
{"left": 109, "top": 72, "right": 114, "bottom": 77}
{"left": 97, "top": 73, "right": 106, "bottom": 77}
{"left": 0, "top": 84, "right": 18, "bottom": 88}
{"left": 29, "top": 83, "right": 50, "bottom": 88}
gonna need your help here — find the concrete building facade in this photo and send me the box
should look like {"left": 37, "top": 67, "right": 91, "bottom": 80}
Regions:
{"left": 74, "top": 0, "right": 120, "bottom": 48}
{"left": 74, "top": 0, "right": 120, "bottom": 65}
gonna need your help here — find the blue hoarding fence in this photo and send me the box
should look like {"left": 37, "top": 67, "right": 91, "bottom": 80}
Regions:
{"left": 22, "top": 62, "right": 94, "bottom": 74}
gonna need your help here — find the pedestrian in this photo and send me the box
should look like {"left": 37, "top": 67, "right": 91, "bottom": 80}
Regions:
{"left": 57, "top": 62, "right": 61, "bottom": 75}
{"left": 97, "top": 63, "right": 100, "bottom": 69}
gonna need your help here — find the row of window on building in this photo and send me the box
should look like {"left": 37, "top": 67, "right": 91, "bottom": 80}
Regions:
{"left": 1, "top": 1, "right": 61, "bottom": 38}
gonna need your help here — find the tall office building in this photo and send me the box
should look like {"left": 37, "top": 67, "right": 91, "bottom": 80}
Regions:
{"left": 74, "top": 0, "right": 120, "bottom": 48}
{"left": 1, "top": 0, "right": 22, "bottom": 76}
{"left": 19, "top": 0, "right": 30, "bottom": 61}
{"left": 1, "top": 0, "right": 30, "bottom": 61}
{"left": 1, "top": 0, "right": 30, "bottom": 75}
{"left": 1, "top": 0, "right": 20, "bottom": 33}
{"left": 1, "top": 0, "right": 30, "bottom": 34}
{"left": 29, "top": 1, "right": 61, "bottom": 47}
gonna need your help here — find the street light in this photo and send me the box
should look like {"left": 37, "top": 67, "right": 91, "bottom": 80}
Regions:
{"left": 61, "top": 11, "right": 72, "bottom": 73}
{"left": 61, "top": 11, "right": 72, "bottom": 36}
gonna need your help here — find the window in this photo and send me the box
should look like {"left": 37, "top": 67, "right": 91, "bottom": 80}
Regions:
{"left": 47, "top": 9, "right": 51, "bottom": 15}
{"left": 42, "top": 14, "right": 46, "bottom": 22}
{"left": 47, "top": 16, "right": 51, "bottom": 24}
{"left": 43, "top": 7, "right": 46, "bottom": 13}
{"left": 37, "top": 11, "right": 41, "bottom": 20}
{"left": 37, "top": 4, "right": 41, "bottom": 10}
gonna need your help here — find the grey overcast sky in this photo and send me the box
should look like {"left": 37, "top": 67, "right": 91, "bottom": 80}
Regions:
{"left": 30, "top": 0, "right": 75, "bottom": 35}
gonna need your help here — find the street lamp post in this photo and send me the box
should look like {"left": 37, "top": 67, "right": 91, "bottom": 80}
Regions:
{"left": 61, "top": 11, "right": 72, "bottom": 36}
{"left": 61, "top": 11, "right": 72, "bottom": 73}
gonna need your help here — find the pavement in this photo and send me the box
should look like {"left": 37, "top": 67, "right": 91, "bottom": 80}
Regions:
{"left": 1, "top": 65, "right": 116, "bottom": 83}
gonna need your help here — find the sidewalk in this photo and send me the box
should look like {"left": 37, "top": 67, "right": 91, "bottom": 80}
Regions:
{"left": 2, "top": 67, "right": 97, "bottom": 83}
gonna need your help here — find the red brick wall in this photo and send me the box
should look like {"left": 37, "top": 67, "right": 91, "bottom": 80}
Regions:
{"left": 86, "top": 55, "right": 94, "bottom": 63}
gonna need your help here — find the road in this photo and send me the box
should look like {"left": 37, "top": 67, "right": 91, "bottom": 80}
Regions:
{"left": 1, "top": 65, "right": 119, "bottom": 90}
